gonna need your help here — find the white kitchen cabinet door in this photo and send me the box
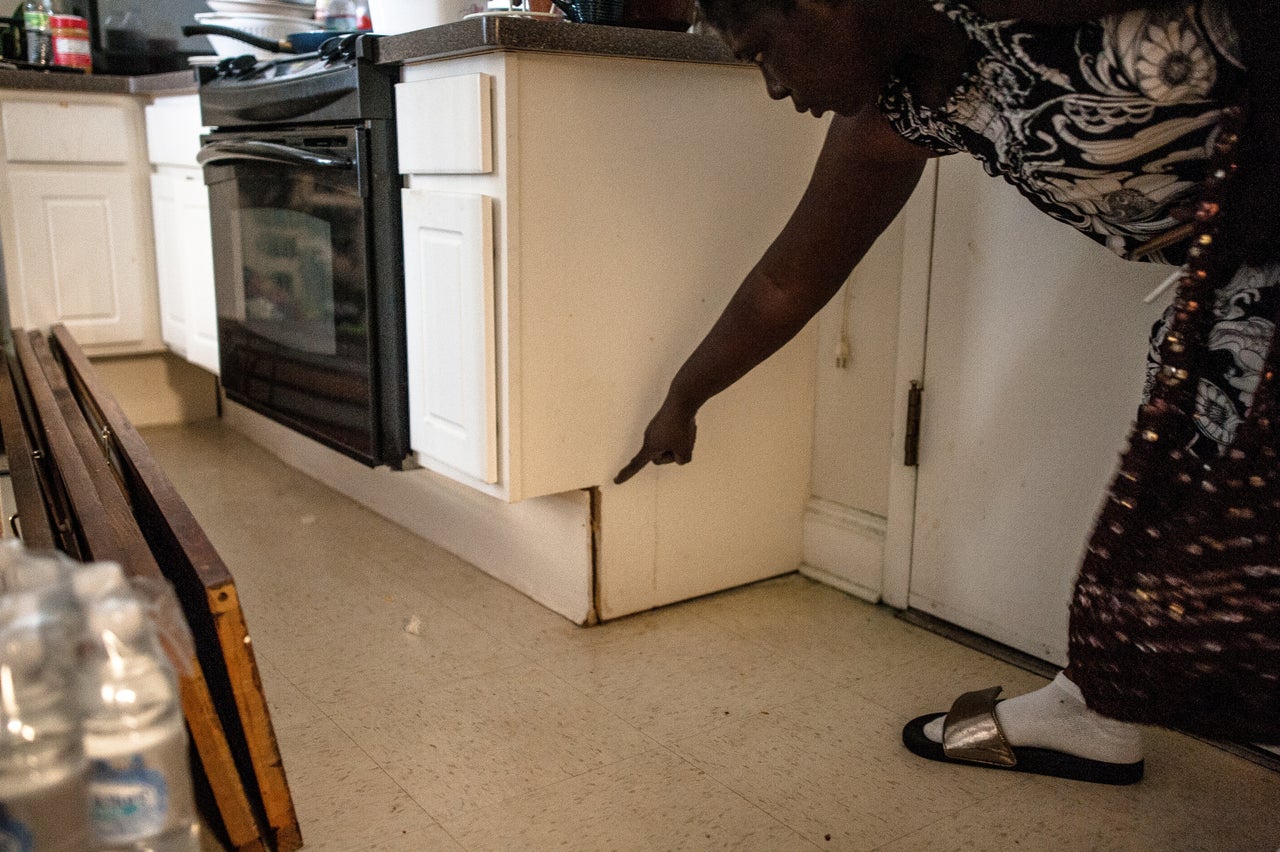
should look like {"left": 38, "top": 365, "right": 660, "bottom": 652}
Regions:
{"left": 395, "top": 74, "right": 493, "bottom": 175}
{"left": 907, "top": 156, "right": 1170, "bottom": 665}
{"left": 402, "top": 188, "right": 497, "bottom": 483}
{"left": 7, "top": 167, "right": 157, "bottom": 349}
{"left": 174, "top": 171, "right": 219, "bottom": 375}
{"left": 149, "top": 168, "right": 218, "bottom": 374}
{"left": 143, "top": 95, "right": 204, "bottom": 168}
{"left": 150, "top": 170, "right": 188, "bottom": 356}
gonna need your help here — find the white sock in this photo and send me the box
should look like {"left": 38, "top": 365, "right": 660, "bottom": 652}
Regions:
{"left": 922, "top": 671, "right": 1143, "bottom": 764}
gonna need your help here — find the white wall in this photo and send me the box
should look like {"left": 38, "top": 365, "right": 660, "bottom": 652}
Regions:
{"left": 800, "top": 173, "right": 935, "bottom": 602}
{"left": 809, "top": 217, "right": 905, "bottom": 517}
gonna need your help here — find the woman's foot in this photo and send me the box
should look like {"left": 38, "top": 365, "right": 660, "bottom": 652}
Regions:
{"left": 921, "top": 671, "right": 1143, "bottom": 765}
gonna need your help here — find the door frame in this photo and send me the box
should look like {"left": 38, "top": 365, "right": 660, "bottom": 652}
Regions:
{"left": 882, "top": 159, "right": 938, "bottom": 608}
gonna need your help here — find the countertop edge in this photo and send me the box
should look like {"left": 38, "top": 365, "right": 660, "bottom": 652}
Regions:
{"left": 0, "top": 67, "right": 198, "bottom": 97}
{"left": 0, "top": 21, "right": 736, "bottom": 97}
{"left": 374, "top": 18, "right": 738, "bottom": 67}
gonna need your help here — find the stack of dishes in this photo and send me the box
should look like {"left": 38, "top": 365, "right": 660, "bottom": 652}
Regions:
{"left": 205, "top": 0, "right": 315, "bottom": 17}
{"left": 194, "top": 0, "right": 316, "bottom": 59}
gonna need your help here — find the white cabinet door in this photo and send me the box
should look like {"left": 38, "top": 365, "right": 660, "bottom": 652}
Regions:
{"left": 149, "top": 168, "right": 218, "bottom": 374}
{"left": 143, "top": 95, "right": 204, "bottom": 168}
{"left": 175, "top": 171, "right": 219, "bottom": 375}
{"left": 402, "top": 188, "right": 497, "bottom": 482}
{"left": 907, "top": 156, "right": 1170, "bottom": 665}
{"left": 150, "top": 170, "right": 188, "bottom": 356}
{"left": 7, "top": 167, "right": 156, "bottom": 349}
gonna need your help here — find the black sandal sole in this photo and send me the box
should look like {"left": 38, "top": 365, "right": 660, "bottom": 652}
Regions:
{"left": 902, "top": 712, "right": 1145, "bottom": 786}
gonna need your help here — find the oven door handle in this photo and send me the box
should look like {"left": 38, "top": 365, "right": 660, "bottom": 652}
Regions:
{"left": 197, "top": 140, "right": 352, "bottom": 170}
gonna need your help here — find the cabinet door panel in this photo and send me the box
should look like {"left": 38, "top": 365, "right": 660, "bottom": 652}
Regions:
{"left": 8, "top": 168, "right": 152, "bottom": 347}
{"left": 144, "top": 95, "right": 204, "bottom": 168}
{"left": 150, "top": 171, "right": 188, "bottom": 355}
{"left": 395, "top": 74, "right": 493, "bottom": 174}
{"left": 175, "top": 172, "right": 219, "bottom": 375}
{"left": 403, "top": 189, "right": 497, "bottom": 483}
{"left": 2, "top": 101, "right": 131, "bottom": 164}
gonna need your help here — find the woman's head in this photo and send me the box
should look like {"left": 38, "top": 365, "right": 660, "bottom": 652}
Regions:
{"left": 702, "top": 0, "right": 897, "bottom": 118}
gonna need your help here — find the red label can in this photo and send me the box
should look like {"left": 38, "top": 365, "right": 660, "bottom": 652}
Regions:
{"left": 50, "top": 15, "right": 92, "bottom": 72}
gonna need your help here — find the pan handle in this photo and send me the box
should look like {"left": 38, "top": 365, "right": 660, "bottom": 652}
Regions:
{"left": 197, "top": 139, "right": 352, "bottom": 169}
{"left": 182, "top": 24, "right": 290, "bottom": 53}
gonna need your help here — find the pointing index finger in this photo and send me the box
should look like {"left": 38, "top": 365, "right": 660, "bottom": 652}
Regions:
{"left": 614, "top": 453, "right": 650, "bottom": 485}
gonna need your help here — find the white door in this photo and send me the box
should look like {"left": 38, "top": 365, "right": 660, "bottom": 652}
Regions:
{"left": 907, "top": 156, "right": 1172, "bottom": 665}
{"left": 402, "top": 188, "right": 497, "bottom": 483}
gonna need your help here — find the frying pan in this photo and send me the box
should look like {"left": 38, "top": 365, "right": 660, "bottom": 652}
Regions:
{"left": 181, "top": 23, "right": 352, "bottom": 54}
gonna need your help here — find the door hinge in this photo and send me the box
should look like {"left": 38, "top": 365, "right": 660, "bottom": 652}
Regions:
{"left": 903, "top": 380, "right": 922, "bottom": 467}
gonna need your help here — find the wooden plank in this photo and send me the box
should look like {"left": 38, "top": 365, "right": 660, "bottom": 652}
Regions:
{"left": 14, "top": 332, "right": 121, "bottom": 561}
{"left": 21, "top": 331, "right": 267, "bottom": 852}
{"left": 52, "top": 325, "right": 301, "bottom": 852}
{"left": 0, "top": 352, "right": 56, "bottom": 550}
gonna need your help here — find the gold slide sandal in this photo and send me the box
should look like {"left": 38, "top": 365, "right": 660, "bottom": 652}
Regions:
{"left": 902, "top": 686, "right": 1144, "bottom": 785}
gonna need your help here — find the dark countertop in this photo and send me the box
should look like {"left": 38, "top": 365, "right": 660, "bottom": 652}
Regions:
{"left": 374, "top": 17, "right": 736, "bottom": 66}
{"left": 0, "top": 66, "right": 198, "bottom": 96}
{"left": 0, "top": 21, "right": 733, "bottom": 97}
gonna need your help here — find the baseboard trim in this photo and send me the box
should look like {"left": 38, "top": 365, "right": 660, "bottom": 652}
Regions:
{"left": 800, "top": 498, "right": 885, "bottom": 603}
{"left": 221, "top": 401, "right": 596, "bottom": 625}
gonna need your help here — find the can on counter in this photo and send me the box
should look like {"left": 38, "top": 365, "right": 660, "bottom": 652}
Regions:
{"left": 50, "top": 15, "right": 92, "bottom": 72}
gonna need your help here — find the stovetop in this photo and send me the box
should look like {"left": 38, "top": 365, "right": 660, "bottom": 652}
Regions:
{"left": 197, "top": 34, "right": 395, "bottom": 129}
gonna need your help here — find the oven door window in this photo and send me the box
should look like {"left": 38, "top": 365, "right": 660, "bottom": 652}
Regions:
{"left": 239, "top": 206, "right": 341, "bottom": 356}
{"left": 206, "top": 136, "right": 379, "bottom": 462}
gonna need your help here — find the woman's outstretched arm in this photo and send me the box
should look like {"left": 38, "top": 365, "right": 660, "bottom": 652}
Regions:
{"left": 615, "top": 112, "right": 931, "bottom": 484}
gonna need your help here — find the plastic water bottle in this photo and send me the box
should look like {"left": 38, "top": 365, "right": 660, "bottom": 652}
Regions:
{"left": 0, "top": 585, "right": 93, "bottom": 851}
{"left": 76, "top": 563, "right": 200, "bottom": 852}
{"left": 324, "top": 0, "right": 359, "bottom": 30}
{"left": 21, "top": 0, "right": 53, "bottom": 65}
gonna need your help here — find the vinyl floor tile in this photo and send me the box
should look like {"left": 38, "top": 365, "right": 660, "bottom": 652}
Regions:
{"left": 670, "top": 684, "right": 1021, "bottom": 850}
{"left": 270, "top": 714, "right": 458, "bottom": 851}
{"left": 141, "top": 422, "right": 1280, "bottom": 852}
{"left": 439, "top": 748, "right": 818, "bottom": 852}
{"left": 325, "top": 664, "right": 656, "bottom": 821}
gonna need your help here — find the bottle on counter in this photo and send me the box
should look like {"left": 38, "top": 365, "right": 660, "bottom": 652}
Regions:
{"left": 323, "top": 0, "right": 359, "bottom": 30}
{"left": 21, "top": 0, "right": 53, "bottom": 65}
{"left": 75, "top": 563, "right": 200, "bottom": 852}
{"left": 0, "top": 560, "right": 93, "bottom": 852}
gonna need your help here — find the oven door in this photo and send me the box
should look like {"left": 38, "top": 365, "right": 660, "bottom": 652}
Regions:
{"left": 201, "top": 126, "right": 407, "bottom": 468}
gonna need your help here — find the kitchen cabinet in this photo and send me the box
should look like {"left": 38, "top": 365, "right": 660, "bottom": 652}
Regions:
{"left": 0, "top": 91, "right": 161, "bottom": 354}
{"left": 396, "top": 54, "right": 824, "bottom": 501}
{"left": 369, "top": 50, "right": 827, "bottom": 619}
{"left": 144, "top": 93, "right": 218, "bottom": 375}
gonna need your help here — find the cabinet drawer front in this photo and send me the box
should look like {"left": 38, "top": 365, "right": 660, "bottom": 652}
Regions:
{"left": 144, "top": 95, "right": 205, "bottom": 167}
{"left": 396, "top": 74, "right": 493, "bottom": 175}
{"left": 403, "top": 189, "right": 497, "bottom": 483}
{"left": 2, "top": 100, "right": 132, "bottom": 164}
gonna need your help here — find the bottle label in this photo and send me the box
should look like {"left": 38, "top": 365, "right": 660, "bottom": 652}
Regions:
{"left": 0, "top": 805, "right": 34, "bottom": 852}
{"left": 21, "top": 10, "right": 47, "bottom": 30}
{"left": 88, "top": 755, "right": 170, "bottom": 843}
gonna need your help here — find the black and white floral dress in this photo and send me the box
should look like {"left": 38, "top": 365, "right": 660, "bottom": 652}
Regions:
{"left": 877, "top": 0, "right": 1278, "bottom": 456}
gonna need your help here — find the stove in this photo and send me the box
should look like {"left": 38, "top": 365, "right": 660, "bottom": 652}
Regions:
{"left": 197, "top": 35, "right": 410, "bottom": 468}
